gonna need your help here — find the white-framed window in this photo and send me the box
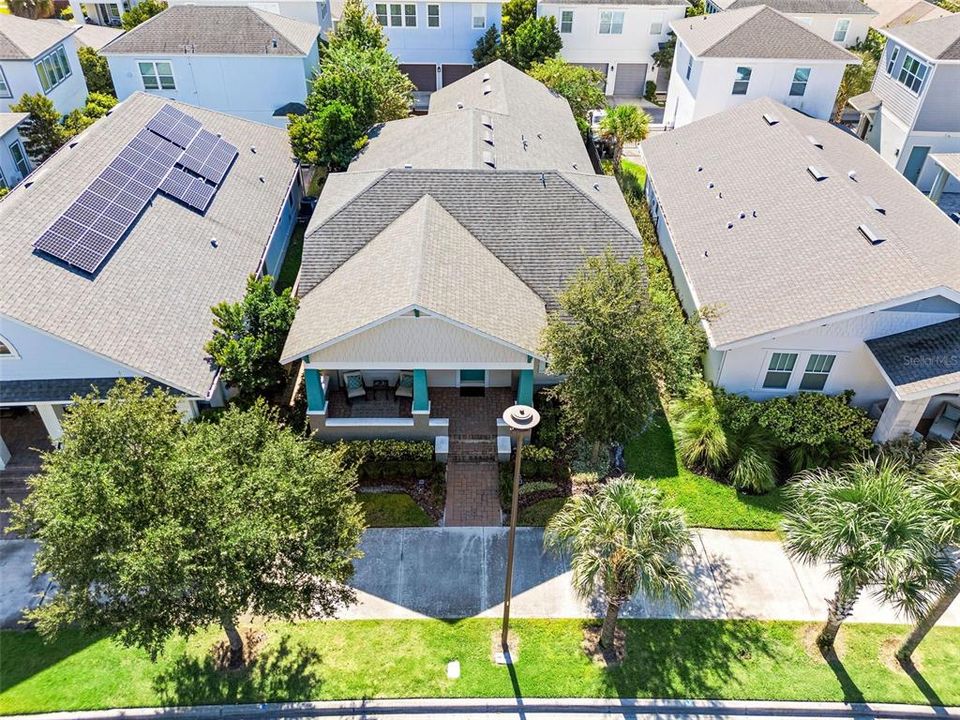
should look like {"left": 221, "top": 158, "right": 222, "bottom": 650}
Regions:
{"left": 833, "top": 18, "right": 850, "bottom": 42}
{"left": 685, "top": 52, "right": 692, "bottom": 80}
{"left": 886, "top": 45, "right": 899, "bottom": 74}
{"left": 138, "top": 61, "right": 175, "bottom": 90}
{"left": 388, "top": 3, "right": 403, "bottom": 26}
{"left": 560, "top": 9, "right": 573, "bottom": 33}
{"left": 427, "top": 3, "right": 440, "bottom": 27}
{"left": 598, "top": 10, "right": 624, "bottom": 34}
{"left": 0, "top": 166, "right": 6, "bottom": 189}
{"left": 375, "top": 3, "right": 388, "bottom": 24}
{"left": 762, "top": 352, "right": 797, "bottom": 389}
{"left": 35, "top": 45, "right": 71, "bottom": 94}
{"left": 0, "top": 66, "right": 11, "bottom": 99}
{"left": 649, "top": 21, "right": 662, "bottom": 34}
{"left": 897, "top": 52, "right": 928, "bottom": 93}
{"left": 403, "top": 3, "right": 416, "bottom": 26}
{"left": 789, "top": 66, "right": 810, "bottom": 96}
{"left": 9, "top": 139, "right": 29, "bottom": 177}
{"left": 472, "top": 3, "right": 486, "bottom": 29}
{"left": 0, "top": 334, "right": 18, "bottom": 358}
{"left": 706, "top": 0, "right": 719, "bottom": 12}
{"left": 799, "top": 354, "right": 835, "bottom": 391}
{"left": 732, "top": 65, "right": 751, "bottom": 95}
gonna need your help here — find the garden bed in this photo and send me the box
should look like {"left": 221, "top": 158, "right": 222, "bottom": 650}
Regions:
{"left": 358, "top": 490, "right": 434, "bottom": 527}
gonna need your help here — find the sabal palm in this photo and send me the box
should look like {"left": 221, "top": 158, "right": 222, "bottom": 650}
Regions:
{"left": 599, "top": 105, "right": 650, "bottom": 174}
{"left": 898, "top": 443, "right": 960, "bottom": 661}
{"left": 782, "top": 456, "right": 946, "bottom": 649}
{"left": 544, "top": 477, "right": 693, "bottom": 648}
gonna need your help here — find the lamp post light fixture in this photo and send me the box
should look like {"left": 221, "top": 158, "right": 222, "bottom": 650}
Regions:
{"left": 500, "top": 403, "right": 541, "bottom": 655}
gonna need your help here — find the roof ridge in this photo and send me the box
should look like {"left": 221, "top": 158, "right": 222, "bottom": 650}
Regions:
{"left": 411, "top": 194, "right": 436, "bottom": 304}
{"left": 697, "top": 4, "right": 767, "bottom": 56}
{"left": 554, "top": 172, "right": 642, "bottom": 243}
{"left": 250, "top": 6, "right": 320, "bottom": 44}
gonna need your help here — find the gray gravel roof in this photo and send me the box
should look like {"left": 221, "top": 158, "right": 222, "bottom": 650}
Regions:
{"left": 0, "top": 13, "right": 78, "bottom": 60}
{"left": 866, "top": 318, "right": 960, "bottom": 395}
{"left": 101, "top": 5, "right": 320, "bottom": 56}
{"left": 0, "top": 92, "right": 300, "bottom": 398}
{"left": 719, "top": 0, "right": 876, "bottom": 14}
{"left": 671, "top": 5, "right": 859, "bottom": 59}
{"left": 882, "top": 13, "right": 960, "bottom": 60}
{"left": 641, "top": 97, "right": 960, "bottom": 348}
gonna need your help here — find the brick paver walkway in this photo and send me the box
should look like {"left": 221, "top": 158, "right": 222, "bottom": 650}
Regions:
{"left": 443, "top": 461, "right": 501, "bottom": 526}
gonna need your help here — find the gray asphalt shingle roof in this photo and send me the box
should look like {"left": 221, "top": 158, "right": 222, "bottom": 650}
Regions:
{"left": 0, "top": 92, "right": 300, "bottom": 398}
{"left": 0, "top": 377, "right": 182, "bottom": 404}
{"left": 931, "top": 153, "right": 960, "bottom": 179}
{"left": 0, "top": 112, "right": 27, "bottom": 138}
{"left": 882, "top": 13, "right": 960, "bottom": 60}
{"left": 0, "top": 13, "right": 78, "bottom": 60}
{"left": 641, "top": 97, "right": 960, "bottom": 349}
{"left": 866, "top": 318, "right": 960, "bottom": 395}
{"left": 43, "top": 19, "right": 124, "bottom": 50}
{"left": 714, "top": 0, "right": 875, "bottom": 13}
{"left": 671, "top": 5, "right": 859, "bottom": 59}
{"left": 540, "top": 0, "right": 689, "bottom": 6}
{"left": 865, "top": 0, "right": 952, "bottom": 29}
{"left": 101, "top": 5, "right": 320, "bottom": 56}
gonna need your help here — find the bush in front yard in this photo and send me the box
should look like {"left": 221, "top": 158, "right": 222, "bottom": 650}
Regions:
{"left": 332, "top": 439, "right": 442, "bottom": 482}
{"left": 498, "top": 444, "right": 570, "bottom": 509}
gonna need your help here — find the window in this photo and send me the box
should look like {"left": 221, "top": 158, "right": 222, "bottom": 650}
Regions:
{"left": 762, "top": 352, "right": 797, "bottom": 389}
{"left": 403, "top": 3, "right": 416, "bottom": 26}
{"left": 0, "top": 167, "right": 6, "bottom": 190}
{"left": 389, "top": 3, "right": 403, "bottom": 25}
{"left": 427, "top": 3, "right": 440, "bottom": 27}
{"left": 35, "top": 45, "right": 71, "bottom": 94}
{"left": 9, "top": 139, "right": 29, "bottom": 177}
{"left": 706, "top": 0, "right": 719, "bottom": 12}
{"left": 789, "top": 67, "right": 810, "bottom": 96}
{"left": 897, "top": 53, "right": 928, "bottom": 93}
{"left": 833, "top": 18, "right": 850, "bottom": 43}
{"left": 650, "top": 21, "right": 662, "bottom": 34}
{"left": 886, "top": 45, "right": 899, "bottom": 75}
{"left": 685, "top": 52, "right": 692, "bottom": 80}
{"left": 598, "top": 10, "right": 624, "bottom": 34}
{"left": 560, "top": 9, "right": 573, "bottom": 33}
{"left": 472, "top": 3, "right": 486, "bottom": 28}
{"left": 0, "top": 67, "right": 10, "bottom": 99}
{"left": 138, "top": 61, "right": 175, "bottom": 90}
{"left": 0, "top": 334, "right": 17, "bottom": 357}
{"left": 799, "top": 354, "right": 835, "bottom": 391}
{"left": 375, "top": 3, "right": 387, "bottom": 24}
{"left": 732, "top": 65, "right": 751, "bottom": 95}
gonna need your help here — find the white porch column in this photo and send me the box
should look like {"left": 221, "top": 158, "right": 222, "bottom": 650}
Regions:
{"left": 0, "top": 434, "right": 10, "bottom": 470}
{"left": 69, "top": 0, "right": 86, "bottom": 22}
{"left": 872, "top": 394, "right": 928, "bottom": 443}
{"left": 929, "top": 167, "right": 951, "bottom": 206}
{"left": 35, "top": 403, "right": 64, "bottom": 444}
{"left": 175, "top": 399, "right": 199, "bottom": 421}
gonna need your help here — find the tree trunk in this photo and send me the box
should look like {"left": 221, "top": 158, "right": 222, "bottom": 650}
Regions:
{"left": 613, "top": 144, "right": 623, "bottom": 174}
{"left": 819, "top": 585, "right": 859, "bottom": 649}
{"left": 599, "top": 598, "right": 622, "bottom": 649}
{"left": 220, "top": 614, "right": 245, "bottom": 669}
{"left": 591, "top": 440, "right": 601, "bottom": 466}
{"left": 897, "top": 570, "right": 960, "bottom": 662}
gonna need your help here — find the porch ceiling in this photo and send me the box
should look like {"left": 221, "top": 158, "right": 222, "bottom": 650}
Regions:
{"left": 866, "top": 318, "right": 960, "bottom": 398}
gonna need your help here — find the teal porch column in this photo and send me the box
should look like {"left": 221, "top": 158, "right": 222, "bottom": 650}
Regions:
{"left": 517, "top": 368, "right": 534, "bottom": 406}
{"left": 412, "top": 369, "right": 429, "bottom": 413}
{"left": 304, "top": 368, "right": 325, "bottom": 412}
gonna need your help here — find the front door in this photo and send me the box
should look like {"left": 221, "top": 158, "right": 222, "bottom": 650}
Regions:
{"left": 458, "top": 369, "right": 486, "bottom": 397}
{"left": 903, "top": 145, "right": 930, "bottom": 185}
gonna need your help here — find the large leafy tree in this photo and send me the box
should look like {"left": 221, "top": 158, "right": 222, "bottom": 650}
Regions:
{"left": 121, "top": 0, "right": 167, "bottom": 30}
{"left": 541, "top": 250, "right": 665, "bottom": 460}
{"left": 782, "top": 457, "right": 947, "bottom": 650}
{"left": 897, "top": 444, "right": 960, "bottom": 662}
{"left": 9, "top": 93, "right": 68, "bottom": 162}
{"left": 500, "top": 0, "right": 536, "bottom": 35}
{"left": 10, "top": 381, "right": 363, "bottom": 667}
{"left": 501, "top": 15, "right": 562, "bottom": 71}
{"left": 77, "top": 47, "right": 116, "bottom": 96}
{"left": 545, "top": 478, "right": 693, "bottom": 649}
{"left": 528, "top": 57, "right": 605, "bottom": 134}
{"left": 328, "top": 0, "right": 386, "bottom": 51}
{"left": 600, "top": 104, "right": 650, "bottom": 173}
{"left": 288, "top": 99, "right": 368, "bottom": 169}
{"left": 63, "top": 93, "right": 118, "bottom": 136}
{"left": 473, "top": 25, "right": 501, "bottom": 67}
{"left": 833, "top": 51, "right": 877, "bottom": 122}
{"left": 7, "top": 0, "right": 54, "bottom": 18}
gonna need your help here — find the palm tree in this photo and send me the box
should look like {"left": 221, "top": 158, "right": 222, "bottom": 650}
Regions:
{"left": 897, "top": 443, "right": 960, "bottom": 662}
{"left": 599, "top": 104, "right": 650, "bottom": 174}
{"left": 544, "top": 477, "right": 693, "bottom": 649}
{"left": 782, "top": 456, "right": 945, "bottom": 650}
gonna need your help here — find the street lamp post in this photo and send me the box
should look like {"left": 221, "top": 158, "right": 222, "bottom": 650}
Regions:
{"left": 500, "top": 404, "right": 541, "bottom": 654}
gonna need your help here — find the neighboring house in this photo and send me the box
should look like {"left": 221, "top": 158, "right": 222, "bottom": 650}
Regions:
{"left": 280, "top": 60, "right": 640, "bottom": 443}
{"left": 59, "top": 21, "right": 125, "bottom": 52}
{"left": 0, "top": 92, "right": 302, "bottom": 458}
{"left": 368, "top": 0, "right": 504, "bottom": 102}
{"left": 0, "top": 112, "right": 32, "bottom": 190}
{"left": 705, "top": 0, "right": 876, "bottom": 48}
{"left": 0, "top": 14, "right": 89, "bottom": 115}
{"left": 165, "top": 0, "right": 333, "bottom": 33}
{"left": 664, "top": 5, "right": 858, "bottom": 127}
{"left": 67, "top": 0, "right": 132, "bottom": 27}
{"left": 537, "top": 0, "right": 690, "bottom": 96}
{"left": 865, "top": 0, "right": 952, "bottom": 30}
{"left": 101, "top": 5, "right": 321, "bottom": 127}
{"left": 643, "top": 97, "right": 960, "bottom": 444}
{"left": 847, "top": 14, "right": 960, "bottom": 193}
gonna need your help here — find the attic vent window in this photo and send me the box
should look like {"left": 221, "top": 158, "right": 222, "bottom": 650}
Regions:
{"left": 480, "top": 114, "right": 492, "bottom": 128}
{"left": 483, "top": 128, "right": 494, "bottom": 145}
{"left": 762, "top": 113, "right": 779, "bottom": 126}
{"left": 482, "top": 150, "right": 496, "bottom": 168}
{"left": 864, "top": 196, "right": 885, "bottom": 214}
{"left": 807, "top": 166, "right": 827, "bottom": 181}
{"left": 858, "top": 224, "right": 885, "bottom": 245}
{"left": 806, "top": 135, "right": 823, "bottom": 149}
{"left": 482, "top": 83, "right": 492, "bottom": 95}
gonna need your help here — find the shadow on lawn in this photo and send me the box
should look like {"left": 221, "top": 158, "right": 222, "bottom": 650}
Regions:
{"left": 0, "top": 628, "right": 104, "bottom": 694}
{"left": 153, "top": 634, "right": 322, "bottom": 706}
{"left": 623, "top": 415, "right": 680, "bottom": 480}
{"left": 897, "top": 656, "right": 944, "bottom": 707}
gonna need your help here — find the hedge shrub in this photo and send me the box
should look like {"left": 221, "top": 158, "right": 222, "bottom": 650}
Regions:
{"left": 332, "top": 439, "right": 441, "bottom": 482}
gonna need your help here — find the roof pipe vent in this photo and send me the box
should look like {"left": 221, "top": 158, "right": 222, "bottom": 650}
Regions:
{"left": 456, "top": 101, "right": 464, "bottom": 109}
{"left": 762, "top": 113, "right": 779, "bottom": 126}
{"left": 404, "top": 163, "right": 413, "bottom": 169}
{"left": 848, "top": 170, "right": 858, "bottom": 181}
{"left": 271, "top": 38, "right": 278, "bottom": 48}
{"left": 858, "top": 224, "right": 885, "bottom": 245}
{"left": 807, "top": 166, "right": 827, "bottom": 182}
{"left": 807, "top": 135, "right": 823, "bottom": 149}
{"left": 865, "top": 196, "right": 885, "bottom": 214}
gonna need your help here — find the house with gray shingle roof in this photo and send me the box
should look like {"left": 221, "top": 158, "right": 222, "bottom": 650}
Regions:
{"left": 705, "top": 0, "right": 876, "bottom": 48}
{"left": 0, "top": 112, "right": 31, "bottom": 189}
{"left": 0, "top": 14, "right": 89, "bottom": 115}
{"left": 642, "top": 97, "right": 960, "bottom": 442}
{"left": 281, "top": 60, "right": 641, "bottom": 443}
{"left": 101, "top": 5, "right": 321, "bottom": 127}
{"left": 664, "top": 5, "right": 859, "bottom": 128}
{"left": 0, "top": 92, "right": 303, "bottom": 459}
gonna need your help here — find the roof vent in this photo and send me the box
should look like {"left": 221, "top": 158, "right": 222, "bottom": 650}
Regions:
{"left": 859, "top": 224, "right": 885, "bottom": 245}
{"left": 738, "top": 212, "right": 746, "bottom": 219}
{"left": 762, "top": 113, "right": 779, "bottom": 126}
{"left": 482, "top": 150, "right": 496, "bottom": 168}
{"left": 697, "top": 166, "right": 703, "bottom": 172}
{"left": 572, "top": 162, "right": 578, "bottom": 170}
{"left": 848, "top": 170, "right": 858, "bottom": 181}
{"left": 483, "top": 128, "right": 494, "bottom": 145}
{"left": 865, "top": 196, "right": 885, "bottom": 214}
{"left": 727, "top": 222, "right": 734, "bottom": 229}
{"left": 480, "top": 114, "right": 492, "bottom": 128}
{"left": 271, "top": 37, "right": 278, "bottom": 48}
{"left": 708, "top": 182, "right": 715, "bottom": 189}
{"left": 482, "top": 83, "right": 492, "bottom": 95}
{"left": 593, "top": 183, "right": 600, "bottom": 191}
{"left": 540, "top": 172, "right": 546, "bottom": 187}
{"left": 211, "top": 238, "right": 218, "bottom": 248}
{"left": 482, "top": 72, "right": 490, "bottom": 82}
{"left": 250, "top": 146, "right": 257, "bottom": 154}
{"left": 258, "top": 175, "right": 265, "bottom": 183}
{"left": 404, "top": 163, "right": 413, "bottom": 169}
{"left": 806, "top": 135, "right": 823, "bottom": 149}
{"left": 807, "top": 166, "right": 827, "bottom": 182}
{"left": 456, "top": 101, "right": 464, "bottom": 109}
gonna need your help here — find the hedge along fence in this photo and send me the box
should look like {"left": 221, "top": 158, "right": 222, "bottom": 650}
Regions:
{"left": 331, "top": 439, "right": 443, "bottom": 483}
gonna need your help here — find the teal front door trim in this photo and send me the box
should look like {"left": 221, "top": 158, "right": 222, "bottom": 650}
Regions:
{"left": 459, "top": 369, "right": 485, "bottom": 385}
{"left": 903, "top": 145, "right": 930, "bottom": 185}
{"left": 413, "top": 369, "right": 429, "bottom": 412}
{"left": 517, "top": 368, "right": 534, "bottom": 406}
{"left": 305, "top": 369, "right": 325, "bottom": 412}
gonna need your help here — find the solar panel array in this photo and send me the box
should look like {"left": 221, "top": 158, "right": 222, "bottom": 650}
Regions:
{"left": 34, "top": 105, "right": 239, "bottom": 274}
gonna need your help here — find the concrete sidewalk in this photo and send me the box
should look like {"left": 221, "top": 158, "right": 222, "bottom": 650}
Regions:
{"left": 3, "top": 529, "right": 958, "bottom": 627}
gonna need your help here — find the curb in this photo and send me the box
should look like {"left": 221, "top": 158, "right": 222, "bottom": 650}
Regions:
{"left": 5, "top": 698, "right": 959, "bottom": 720}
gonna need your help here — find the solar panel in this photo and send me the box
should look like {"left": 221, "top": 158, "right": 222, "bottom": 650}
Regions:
{"left": 147, "top": 106, "right": 202, "bottom": 149}
{"left": 160, "top": 167, "right": 216, "bottom": 212}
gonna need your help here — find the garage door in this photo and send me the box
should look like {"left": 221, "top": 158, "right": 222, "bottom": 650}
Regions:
{"left": 400, "top": 64, "right": 437, "bottom": 92}
{"left": 613, "top": 63, "right": 648, "bottom": 97}
{"left": 441, "top": 64, "right": 474, "bottom": 87}
{"left": 573, "top": 62, "right": 609, "bottom": 79}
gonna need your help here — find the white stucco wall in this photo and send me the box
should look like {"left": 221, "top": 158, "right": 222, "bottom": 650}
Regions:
{"left": 783, "top": 13, "right": 871, "bottom": 48}
{"left": 897, "top": 131, "right": 960, "bottom": 193}
{"left": 0, "top": 126, "right": 30, "bottom": 188}
{"left": 0, "top": 36, "right": 88, "bottom": 115}
{"left": 374, "top": 1, "right": 503, "bottom": 66}
{"left": 105, "top": 50, "right": 318, "bottom": 127}
{"left": 165, "top": 0, "right": 332, "bottom": 29}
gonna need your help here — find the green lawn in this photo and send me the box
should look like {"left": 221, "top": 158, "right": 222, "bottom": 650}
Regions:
{"left": 359, "top": 491, "right": 433, "bottom": 527}
{"left": 625, "top": 416, "right": 786, "bottom": 530}
{"left": 274, "top": 221, "right": 305, "bottom": 293}
{"left": 2, "top": 619, "right": 957, "bottom": 712}
{"left": 621, "top": 159, "right": 646, "bottom": 188}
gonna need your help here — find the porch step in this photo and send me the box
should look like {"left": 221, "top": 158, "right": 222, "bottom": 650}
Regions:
{"left": 448, "top": 435, "right": 498, "bottom": 463}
